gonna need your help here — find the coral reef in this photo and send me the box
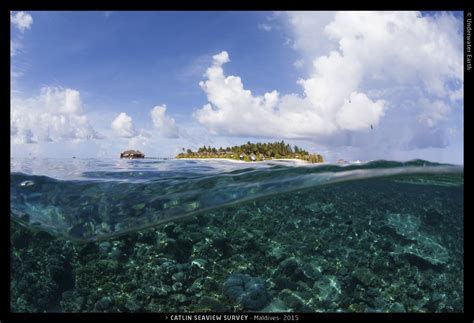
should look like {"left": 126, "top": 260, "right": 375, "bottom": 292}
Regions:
{"left": 11, "top": 173, "right": 464, "bottom": 313}
{"left": 223, "top": 273, "right": 270, "bottom": 310}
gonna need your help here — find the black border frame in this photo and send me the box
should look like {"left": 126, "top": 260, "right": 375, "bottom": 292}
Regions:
{"left": 3, "top": 1, "right": 470, "bottom": 322}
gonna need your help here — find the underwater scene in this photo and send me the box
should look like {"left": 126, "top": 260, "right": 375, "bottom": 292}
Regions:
{"left": 10, "top": 158, "right": 464, "bottom": 313}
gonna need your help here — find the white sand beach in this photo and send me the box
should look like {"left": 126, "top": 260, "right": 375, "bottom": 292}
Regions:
{"left": 177, "top": 157, "right": 320, "bottom": 165}
{"left": 177, "top": 158, "right": 247, "bottom": 163}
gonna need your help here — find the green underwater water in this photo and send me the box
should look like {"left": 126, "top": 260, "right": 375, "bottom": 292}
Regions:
{"left": 10, "top": 160, "right": 464, "bottom": 312}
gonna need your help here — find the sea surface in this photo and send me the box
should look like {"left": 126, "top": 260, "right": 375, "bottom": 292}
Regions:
{"left": 10, "top": 158, "right": 464, "bottom": 312}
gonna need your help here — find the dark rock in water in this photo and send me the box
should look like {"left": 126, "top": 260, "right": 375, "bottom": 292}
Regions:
{"left": 94, "top": 296, "right": 113, "bottom": 311}
{"left": 98, "top": 241, "right": 111, "bottom": 254}
{"left": 199, "top": 296, "right": 229, "bottom": 312}
{"left": 163, "top": 223, "right": 179, "bottom": 238}
{"left": 125, "top": 299, "right": 142, "bottom": 312}
{"left": 11, "top": 228, "right": 31, "bottom": 249}
{"left": 61, "top": 291, "right": 85, "bottom": 312}
{"left": 273, "top": 277, "right": 299, "bottom": 291}
{"left": 223, "top": 273, "right": 271, "bottom": 310}
{"left": 352, "top": 268, "right": 375, "bottom": 286}
{"left": 212, "top": 235, "right": 231, "bottom": 254}
{"left": 277, "top": 257, "right": 315, "bottom": 282}
{"left": 279, "top": 258, "right": 299, "bottom": 276}
{"left": 172, "top": 282, "right": 183, "bottom": 292}
{"left": 170, "top": 293, "right": 187, "bottom": 303}
{"left": 172, "top": 271, "right": 185, "bottom": 282}
{"left": 389, "top": 302, "right": 406, "bottom": 312}
{"left": 422, "top": 207, "right": 444, "bottom": 226}
{"left": 279, "top": 289, "right": 307, "bottom": 310}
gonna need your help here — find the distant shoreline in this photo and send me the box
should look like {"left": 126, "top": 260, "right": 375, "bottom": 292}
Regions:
{"left": 177, "top": 158, "right": 246, "bottom": 163}
{"left": 177, "top": 157, "right": 312, "bottom": 164}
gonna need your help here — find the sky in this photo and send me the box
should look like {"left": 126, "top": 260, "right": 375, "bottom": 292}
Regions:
{"left": 10, "top": 11, "right": 464, "bottom": 164}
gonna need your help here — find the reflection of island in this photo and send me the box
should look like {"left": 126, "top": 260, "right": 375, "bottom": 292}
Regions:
{"left": 176, "top": 141, "right": 324, "bottom": 163}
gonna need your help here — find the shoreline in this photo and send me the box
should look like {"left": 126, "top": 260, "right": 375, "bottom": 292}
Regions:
{"left": 176, "top": 157, "right": 314, "bottom": 164}
{"left": 176, "top": 158, "right": 247, "bottom": 163}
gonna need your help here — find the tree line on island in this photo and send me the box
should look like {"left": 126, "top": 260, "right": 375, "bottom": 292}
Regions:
{"left": 176, "top": 141, "right": 324, "bottom": 163}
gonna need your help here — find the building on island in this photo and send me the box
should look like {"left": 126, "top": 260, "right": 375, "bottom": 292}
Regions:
{"left": 120, "top": 150, "right": 145, "bottom": 159}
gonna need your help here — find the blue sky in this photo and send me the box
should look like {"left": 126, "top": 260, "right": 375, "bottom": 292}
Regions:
{"left": 11, "top": 11, "right": 464, "bottom": 164}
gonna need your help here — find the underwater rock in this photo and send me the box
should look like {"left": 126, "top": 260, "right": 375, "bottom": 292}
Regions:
{"left": 391, "top": 237, "right": 449, "bottom": 267}
{"left": 261, "top": 298, "right": 291, "bottom": 312}
{"left": 427, "top": 292, "right": 448, "bottom": 311}
{"left": 172, "top": 271, "right": 185, "bottom": 282}
{"left": 124, "top": 299, "right": 142, "bottom": 312}
{"left": 136, "top": 230, "right": 157, "bottom": 245}
{"left": 352, "top": 268, "right": 376, "bottom": 287}
{"left": 273, "top": 277, "right": 299, "bottom": 291}
{"left": 279, "top": 258, "right": 299, "bottom": 275}
{"left": 349, "top": 302, "right": 368, "bottom": 312}
{"left": 389, "top": 302, "right": 406, "bottom": 312}
{"left": 279, "top": 289, "right": 306, "bottom": 310}
{"left": 187, "top": 231, "right": 205, "bottom": 243}
{"left": 163, "top": 223, "right": 180, "bottom": 238}
{"left": 199, "top": 296, "right": 228, "bottom": 312}
{"left": 94, "top": 296, "right": 113, "bottom": 311}
{"left": 212, "top": 234, "right": 231, "bottom": 252}
{"left": 191, "top": 258, "right": 207, "bottom": 270}
{"left": 172, "top": 282, "right": 183, "bottom": 292}
{"left": 11, "top": 228, "right": 31, "bottom": 249}
{"left": 60, "top": 291, "right": 85, "bottom": 312}
{"left": 161, "top": 238, "right": 192, "bottom": 262}
{"left": 186, "top": 278, "right": 204, "bottom": 296}
{"left": 386, "top": 213, "right": 449, "bottom": 266}
{"left": 98, "top": 241, "right": 111, "bottom": 254}
{"left": 277, "top": 257, "right": 317, "bottom": 283}
{"left": 422, "top": 206, "right": 444, "bottom": 226}
{"left": 170, "top": 293, "right": 187, "bottom": 303}
{"left": 132, "top": 203, "right": 146, "bottom": 211}
{"left": 313, "top": 275, "right": 341, "bottom": 305}
{"left": 156, "top": 284, "right": 172, "bottom": 297}
{"left": 223, "top": 273, "right": 271, "bottom": 310}
{"left": 268, "top": 244, "right": 287, "bottom": 261}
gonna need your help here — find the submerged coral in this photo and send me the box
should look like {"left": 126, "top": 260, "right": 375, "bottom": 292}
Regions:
{"left": 10, "top": 170, "right": 464, "bottom": 313}
{"left": 386, "top": 213, "right": 450, "bottom": 266}
{"left": 223, "top": 273, "right": 270, "bottom": 310}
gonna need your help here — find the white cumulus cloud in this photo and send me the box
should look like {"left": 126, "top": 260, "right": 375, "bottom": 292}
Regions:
{"left": 150, "top": 104, "right": 179, "bottom": 138}
{"left": 194, "top": 51, "right": 385, "bottom": 138}
{"left": 194, "top": 12, "right": 462, "bottom": 144}
{"left": 11, "top": 87, "right": 101, "bottom": 144}
{"left": 336, "top": 92, "right": 385, "bottom": 130}
{"left": 212, "top": 51, "right": 230, "bottom": 66}
{"left": 11, "top": 11, "right": 33, "bottom": 32}
{"left": 111, "top": 112, "right": 137, "bottom": 138}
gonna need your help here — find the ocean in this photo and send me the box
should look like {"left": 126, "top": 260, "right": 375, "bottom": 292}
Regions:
{"left": 10, "top": 158, "right": 464, "bottom": 312}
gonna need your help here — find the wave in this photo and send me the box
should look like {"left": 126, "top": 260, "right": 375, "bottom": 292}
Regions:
{"left": 10, "top": 159, "right": 463, "bottom": 241}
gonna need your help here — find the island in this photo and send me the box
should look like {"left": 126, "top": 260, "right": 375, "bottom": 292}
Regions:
{"left": 176, "top": 141, "right": 324, "bottom": 163}
{"left": 120, "top": 150, "right": 145, "bottom": 159}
